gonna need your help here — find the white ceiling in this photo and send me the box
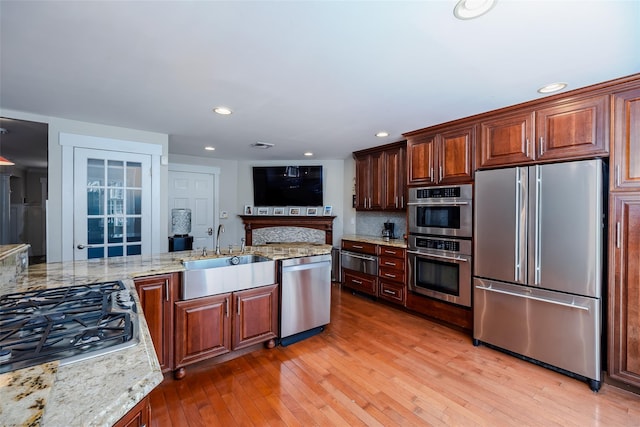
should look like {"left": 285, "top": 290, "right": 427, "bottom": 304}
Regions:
{"left": 1, "top": 1, "right": 639, "bottom": 162}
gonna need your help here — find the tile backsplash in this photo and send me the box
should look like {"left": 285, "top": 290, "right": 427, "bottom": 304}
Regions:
{"left": 355, "top": 212, "right": 406, "bottom": 239}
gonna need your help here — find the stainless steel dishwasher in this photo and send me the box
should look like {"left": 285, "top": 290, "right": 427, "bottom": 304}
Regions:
{"left": 279, "top": 254, "right": 332, "bottom": 346}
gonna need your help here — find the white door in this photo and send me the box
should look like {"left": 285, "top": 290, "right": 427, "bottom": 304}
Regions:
{"left": 169, "top": 171, "right": 215, "bottom": 250}
{"left": 74, "top": 148, "right": 152, "bottom": 260}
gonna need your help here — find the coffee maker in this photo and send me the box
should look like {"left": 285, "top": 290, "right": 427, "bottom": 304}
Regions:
{"left": 382, "top": 221, "right": 396, "bottom": 241}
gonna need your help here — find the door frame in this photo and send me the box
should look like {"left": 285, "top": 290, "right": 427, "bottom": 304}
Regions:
{"left": 168, "top": 163, "right": 221, "bottom": 244}
{"left": 60, "top": 132, "right": 162, "bottom": 261}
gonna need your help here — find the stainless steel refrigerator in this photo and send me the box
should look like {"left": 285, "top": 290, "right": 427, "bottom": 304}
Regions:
{"left": 473, "top": 159, "right": 604, "bottom": 391}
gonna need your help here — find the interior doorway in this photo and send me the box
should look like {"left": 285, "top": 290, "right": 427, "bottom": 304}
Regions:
{"left": 0, "top": 117, "right": 48, "bottom": 264}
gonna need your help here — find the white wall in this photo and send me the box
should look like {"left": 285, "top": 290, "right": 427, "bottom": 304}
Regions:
{"left": 0, "top": 108, "right": 169, "bottom": 262}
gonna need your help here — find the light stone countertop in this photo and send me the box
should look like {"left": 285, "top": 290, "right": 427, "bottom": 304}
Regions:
{"left": 0, "top": 243, "right": 332, "bottom": 426}
{"left": 341, "top": 234, "right": 408, "bottom": 248}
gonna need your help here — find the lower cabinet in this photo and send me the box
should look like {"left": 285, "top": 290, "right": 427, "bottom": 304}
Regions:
{"left": 113, "top": 395, "right": 151, "bottom": 427}
{"left": 343, "top": 269, "right": 377, "bottom": 296}
{"left": 134, "top": 273, "right": 178, "bottom": 373}
{"left": 608, "top": 193, "right": 640, "bottom": 390}
{"left": 174, "top": 284, "right": 279, "bottom": 376}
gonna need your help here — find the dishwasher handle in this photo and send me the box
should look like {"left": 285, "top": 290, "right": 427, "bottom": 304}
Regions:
{"left": 282, "top": 261, "right": 331, "bottom": 274}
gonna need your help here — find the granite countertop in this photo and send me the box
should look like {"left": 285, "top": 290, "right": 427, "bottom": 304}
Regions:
{"left": 0, "top": 243, "right": 332, "bottom": 426}
{"left": 341, "top": 234, "right": 407, "bottom": 248}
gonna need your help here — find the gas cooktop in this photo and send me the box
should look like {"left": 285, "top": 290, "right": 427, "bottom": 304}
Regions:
{"left": 0, "top": 281, "right": 139, "bottom": 374}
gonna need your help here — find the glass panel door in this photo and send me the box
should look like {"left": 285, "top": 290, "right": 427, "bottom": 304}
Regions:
{"left": 74, "top": 149, "right": 151, "bottom": 260}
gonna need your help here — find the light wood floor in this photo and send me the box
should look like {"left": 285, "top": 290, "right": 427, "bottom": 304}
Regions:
{"left": 149, "top": 284, "right": 640, "bottom": 426}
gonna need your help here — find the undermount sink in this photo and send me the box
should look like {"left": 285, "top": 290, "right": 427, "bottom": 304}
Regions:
{"left": 181, "top": 255, "right": 275, "bottom": 300}
{"left": 183, "top": 254, "right": 271, "bottom": 270}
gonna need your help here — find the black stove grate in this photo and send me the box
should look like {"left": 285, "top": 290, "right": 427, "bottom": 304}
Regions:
{"left": 0, "top": 281, "right": 137, "bottom": 373}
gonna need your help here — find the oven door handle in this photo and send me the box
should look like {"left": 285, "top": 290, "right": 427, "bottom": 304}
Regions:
{"left": 406, "top": 201, "right": 470, "bottom": 206}
{"left": 342, "top": 252, "right": 377, "bottom": 262}
{"left": 407, "top": 250, "right": 469, "bottom": 262}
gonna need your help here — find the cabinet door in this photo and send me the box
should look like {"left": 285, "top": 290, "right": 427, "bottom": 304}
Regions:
{"left": 383, "top": 146, "right": 406, "bottom": 210}
{"left": 232, "top": 284, "right": 279, "bottom": 350}
{"left": 536, "top": 94, "right": 609, "bottom": 161}
{"left": 134, "top": 273, "right": 175, "bottom": 372}
{"left": 438, "top": 125, "right": 475, "bottom": 184}
{"left": 407, "top": 134, "right": 436, "bottom": 185}
{"left": 608, "top": 193, "right": 640, "bottom": 388}
{"left": 342, "top": 269, "right": 377, "bottom": 296}
{"left": 174, "top": 293, "right": 231, "bottom": 367}
{"left": 354, "top": 155, "right": 370, "bottom": 209}
{"left": 369, "top": 151, "right": 385, "bottom": 210}
{"left": 612, "top": 87, "right": 640, "bottom": 190}
{"left": 479, "top": 111, "right": 535, "bottom": 168}
{"left": 378, "top": 280, "right": 405, "bottom": 305}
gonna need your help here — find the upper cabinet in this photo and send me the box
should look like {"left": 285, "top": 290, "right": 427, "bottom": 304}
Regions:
{"left": 407, "top": 124, "right": 475, "bottom": 185}
{"left": 354, "top": 141, "right": 407, "bottom": 211}
{"left": 612, "top": 87, "right": 640, "bottom": 190}
{"left": 478, "top": 94, "right": 609, "bottom": 169}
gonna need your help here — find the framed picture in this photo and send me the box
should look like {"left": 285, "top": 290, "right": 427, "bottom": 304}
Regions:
{"left": 257, "top": 207, "right": 269, "bottom": 216}
{"left": 306, "top": 207, "right": 318, "bottom": 216}
{"left": 273, "top": 207, "right": 285, "bottom": 216}
{"left": 323, "top": 206, "right": 333, "bottom": 216}
{"left": 244, "top": 205, "right": 253, "bottom": 215}
{"left": 289, "top": 207, "right": 301, "bottom": 216}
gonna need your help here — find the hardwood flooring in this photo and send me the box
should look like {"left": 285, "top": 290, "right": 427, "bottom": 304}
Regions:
{"left": 149, "top": 285, "right": 640, "bottom": 426}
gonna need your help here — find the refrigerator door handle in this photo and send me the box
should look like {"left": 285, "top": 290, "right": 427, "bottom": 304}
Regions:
{"left": 476, "top": 285, "right": 590, "bottom": 311}
{"left": 515, "top": 167, "right": 522, "bottom": 281}
{"left": 534, "top": 165, "right": 542, "bottom": 285}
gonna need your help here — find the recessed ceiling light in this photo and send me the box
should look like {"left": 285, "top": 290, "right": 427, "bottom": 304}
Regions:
{"left": 213, "top": 106, "right": 233, "bottom": 115}
{"left": 304, "top": 152, "right": 313, "bottom": 156}
{"left": 454, "top": 0, "right": 497, "bottom": 20}
{"left": 537, "top": 82, "right": 568, "bottom": 94}
{"left": 375, "top": 131, "right": 390, "bottom": 138}
{"left": 204, "top": 146, "right": 215, "bottom": 151}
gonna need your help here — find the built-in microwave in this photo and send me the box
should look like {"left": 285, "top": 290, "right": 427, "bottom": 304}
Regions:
{"left": 407, "top": 235, "right": 472, "bottom": 307}
{"left": 407, "top": 184, "right": 473, "bottom": 238}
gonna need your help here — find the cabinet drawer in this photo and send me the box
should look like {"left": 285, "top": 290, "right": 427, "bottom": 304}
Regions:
{"left": 378, "top": 266, "right": 405, "bottom": 284}
{"left": 343, "top": 269, "right": 377, "bottom": 296}
{"left": 378, "top": 280, "right": 405, "bottom": 305}
{"left": 342, "top": 240, "right": 377, "bottom": 255}
{"left": 378, "top": 245, "right": 406, "bottom": 259}
{"left": 379, "top": 255, "right": 405, "bottom": 270}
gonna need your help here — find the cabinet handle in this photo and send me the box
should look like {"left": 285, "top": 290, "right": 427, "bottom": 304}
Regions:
{"left": 352, "top": 245, "right": 363, "bottom": 249}
{"left": 616, "top": 164, "right": 621, "bottom": 187}
{"left": 539, "top": 137, "right": 543, "bottom": 156}
{"left": 225, "top": 297, "right": 229, "bottom": 318}
{"left": 237, "top": 296, "right": 241, "bottom": 316}
{"left": 526, "top": 138, "right": 530, "bottom": 157}
{"left": 383, "top": 289, "right": 396, "bottom": 295}
{"left": 439, "top": 165, "right": 443, "bottom": 182}
{"left": 430, "top": 167, "right": 434, "bottom": 181}
{"left": 352, "top": 279, "right": 363, "bottom": 285}
{"left": 384, "top": 273, "right": 397, "bottom": 278}
{"left": 616, "top": 221, "right": 621, "bottom": 249}
{"left": 164, "top": 280, "right": 169, "bottom": 302}
{"left": 395, "top": 196, "right": 398, "bottom": 209}
{"left": 384, "top": 261, "right": 396, "bottom": 266}
{"left": 400, "top": 196, "right": 404, "bottom": 208}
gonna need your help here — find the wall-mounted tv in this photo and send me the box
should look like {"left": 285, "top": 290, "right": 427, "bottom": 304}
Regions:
{"left": 252, "top": 166, "right": 323, "bottom": 207}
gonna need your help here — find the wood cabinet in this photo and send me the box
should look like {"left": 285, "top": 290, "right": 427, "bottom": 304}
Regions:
{"left": 354, "top": 141, "right": 406, "bottom": 211}
{"left": 134, "top": 273, "right": 178, "bottom": 373}
{"left": 343, "top": 269, "right": 377, "bottom": 296}
{"left": 174, "top": 284, "right": 279, "bottom": 375}
{"left": 113, "top": 395, "right": 151, "bottom": 427}
{"left": 377, "top": 246, "right": 406, "bottom": 305}
{"left": 407, "top": 125, "right": 475, "bottom": 185}
{"left": 608, "top": 193, "right": 640, "bottom": 390}
{"left": 612, "top": 87, "right": 640, "bottom": 190}
{"left": 478, "top": 94, "right": 609, "bottom": 169}
{"left": 342, "top": 239, "right": 376, "bottom": 255}
{"left": 232, "top": 284, "right": 279, "bottom": 350}
{"left": 174, "top": 293, "right": 231, "bottom": 368}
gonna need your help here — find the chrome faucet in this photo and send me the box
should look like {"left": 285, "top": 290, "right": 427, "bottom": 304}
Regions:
{"left": 215, "top": 224, "right": 225, "bottom": 255}
{"left": 202, "top": 247, "right": 207, "bottom": 257}
{"left": 240, "top": 237, "right": 246, "bottom": 253}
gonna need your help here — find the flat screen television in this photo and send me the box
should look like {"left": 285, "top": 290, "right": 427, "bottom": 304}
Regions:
{"left": 252, "top": 166, "right": 323, "bottom": 207}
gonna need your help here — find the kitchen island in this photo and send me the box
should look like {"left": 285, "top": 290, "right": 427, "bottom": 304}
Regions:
{"left": 0, "top": 243, "right": 331, "bottom": 426}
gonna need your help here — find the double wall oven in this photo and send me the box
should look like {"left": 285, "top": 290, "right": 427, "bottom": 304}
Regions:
{"left": 407, "top": 184, "right": 472, "bottom": 307}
